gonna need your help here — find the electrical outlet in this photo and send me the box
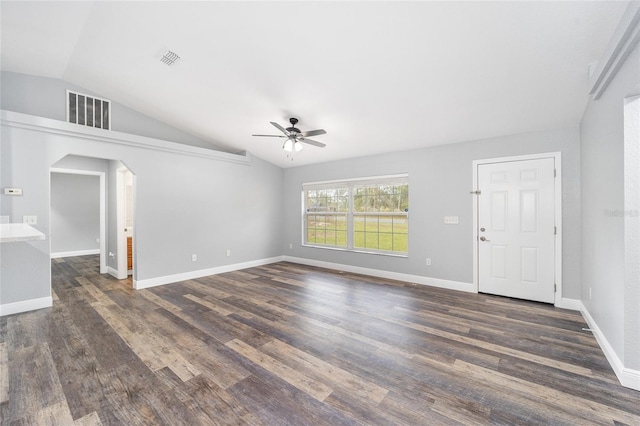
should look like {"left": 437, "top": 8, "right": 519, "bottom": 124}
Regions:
{"left": 426, "top": 258, "right": 432, "bottom": 266}
{"left": 96, "top": 238, "right": 100, "bottom": 244}
{"left": 589, "top": 287, "right": 592, "bottom": 300}
{"left": 226, "top": 249, "right": 231, "bottom": 257}
{"left": 23, "top": 215, "right": 37, "bottom": 225}
{"left": 289, "top": 243, "right": 293, "bottom": 249}
{"left": 192, "top": 254, "right": 197, "bottom": 262}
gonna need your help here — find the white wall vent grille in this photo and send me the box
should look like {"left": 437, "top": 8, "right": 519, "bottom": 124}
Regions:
{"left": 67, "top": 90, "right": 111, "bottom": 130}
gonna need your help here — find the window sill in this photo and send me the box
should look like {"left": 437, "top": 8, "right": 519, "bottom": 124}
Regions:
{"left": 302, "top": 244, "right": 408, "bottom": 258}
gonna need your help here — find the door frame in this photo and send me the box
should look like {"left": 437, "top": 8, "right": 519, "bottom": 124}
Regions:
{"left": 50, "top": 168, "right": 107, "bottom": 274}
{"left": 116, "top": 166, "right": 135, "bottom": 280}
{"left": 472, "top": 152, "right": 562, "bottom": 306}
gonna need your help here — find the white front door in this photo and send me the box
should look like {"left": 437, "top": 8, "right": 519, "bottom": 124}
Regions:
{"left": 477, "top": 158, "right": 556, "bottom": 303}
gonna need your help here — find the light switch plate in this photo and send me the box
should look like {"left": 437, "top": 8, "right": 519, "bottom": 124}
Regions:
{"left": 444, "top": 216, "right": 459, "bottom": 224}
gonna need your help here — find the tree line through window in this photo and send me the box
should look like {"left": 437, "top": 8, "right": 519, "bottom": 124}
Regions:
{"left": 303, "top": 175, "right": 408, "bottom": 255}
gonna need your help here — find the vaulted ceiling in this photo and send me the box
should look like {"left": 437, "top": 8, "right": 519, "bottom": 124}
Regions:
{"left": 0, "top": 1, "right": 629, "bottom": 167}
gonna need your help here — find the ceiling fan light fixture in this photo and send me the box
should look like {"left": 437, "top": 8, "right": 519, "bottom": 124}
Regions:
{"left": 255, "top": 117, "right": 327, "bottom": 155}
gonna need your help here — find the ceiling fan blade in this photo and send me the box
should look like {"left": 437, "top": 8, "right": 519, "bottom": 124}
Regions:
{"left": 252, "top": 134, "right": 286, "bottom": 138}
{"left": 270, "top": 121, "right": 289, "bottom": 135}
{"left": 300, "top": 129, "right": 326, "bottom": 138}
{"left": 299, "top": 138, "right": 326, "bottom": 148}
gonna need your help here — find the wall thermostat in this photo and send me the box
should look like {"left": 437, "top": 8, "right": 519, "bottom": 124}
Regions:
{"left": 4, "top": 188, "right": 23, "bottom": 196}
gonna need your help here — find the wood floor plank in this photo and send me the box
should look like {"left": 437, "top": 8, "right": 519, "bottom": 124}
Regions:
{"left": 454, "top": 358, "right": 640, "bottom": 425}
{"left": 73, "top": 411, "right": 103, "bottom": 426}
{"left": 45, "top": 298, "right": 112, "bottom": 421}
{"left": 0, "top": 342, "right": 8, "bottom": 404}
{"left": 260, "top": 338, "right": 388, "bottom": 404}
{"left": 227, "top": 373, "right": 352, "bottom": 426}
{"left": 183, "top": 293, "right": 239, "bottom": 316}
{"left": 91, "top": 302, "right": 201, "bottom": 382}
{"left": 3, "top": 255, "right": 638, "bottom": 424}
{"left": 6, "top": 343, "right": 71, "bottom": 423}
{"left": 225, "top": 338, "right": 333, "bottom": 402}
{"left": 141, "top": 308, "right": 253, "bottom": 390}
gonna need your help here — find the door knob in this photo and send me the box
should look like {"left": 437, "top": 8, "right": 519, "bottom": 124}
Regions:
{"left": 480, "top": 236, "right": 490, "bottom": 242}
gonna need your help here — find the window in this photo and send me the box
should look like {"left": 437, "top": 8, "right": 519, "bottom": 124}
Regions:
{"left": 303, "top": 175, "right": 408, "bottom": 255}
{"left": 67, "top": 90, "right": 111, "bottom": 130}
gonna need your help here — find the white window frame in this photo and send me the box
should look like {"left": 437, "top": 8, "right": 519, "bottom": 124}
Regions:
{"left": 302, "top": 174, "right": 409, "bottom": 257}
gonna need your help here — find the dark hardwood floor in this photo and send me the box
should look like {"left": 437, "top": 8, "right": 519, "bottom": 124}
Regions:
{"left": 1, "top": 255, "right": 639, "bottom": 425}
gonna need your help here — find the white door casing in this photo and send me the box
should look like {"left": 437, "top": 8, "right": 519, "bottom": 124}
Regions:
{"left": 116, "top": 167, "right": 135, "bottom": 279}
{"left": 475, "top": 156, "right": 557, "bottom": 304}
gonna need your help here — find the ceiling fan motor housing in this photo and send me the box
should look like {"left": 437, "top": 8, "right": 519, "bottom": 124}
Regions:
{"left": 286, "top": 117, "right": 300, "bottom": 134}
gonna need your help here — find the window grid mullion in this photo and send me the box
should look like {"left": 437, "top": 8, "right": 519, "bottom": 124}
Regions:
{"left": 347, "top": 186, "right": 354, "bottom": 249}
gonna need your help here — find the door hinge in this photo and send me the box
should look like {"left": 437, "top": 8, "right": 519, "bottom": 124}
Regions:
{"left": 554, "top": 226, "right": 557, "bottom": 235}
{"left": 554, "top": 284, "right": 557, "bottom": 293}
{"left": 470, "top": 190, "right": 481, "bottom": 195}
{"left": 554, "top": 169, "right": 557, "bottom": 177}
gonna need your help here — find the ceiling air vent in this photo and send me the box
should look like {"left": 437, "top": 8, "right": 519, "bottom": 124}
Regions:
{"left": 67, "top": 90, "right": 111, "bottom": 130}
{"left": 160, "top": 50, "right": 180, "bottom": 66}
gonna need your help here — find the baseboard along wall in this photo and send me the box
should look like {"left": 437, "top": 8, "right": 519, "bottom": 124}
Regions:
{"left": 51, "top": 249, "right": 100, "bottom": 259}
{"left": 0, "top": 296, "right": 53, "bottom": 317}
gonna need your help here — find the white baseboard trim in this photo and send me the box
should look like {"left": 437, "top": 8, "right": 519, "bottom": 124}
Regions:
{"left": 556, "top": 297, "right": 582, "bottom": 311}
{"left": 107, "top": 266, "right": 119, "bottom": 278}
{"left": 580, "top": 302, "right": 640, "bottom": 391}
{"left": 282, "top": 256, "right": 475, "bottom": 293}
{"left": 133, "top": 256, "right": 285, "bottom": 290}
{"left": 51, "top": 249, "right": 100, "bottom": 259}
{"left": 0, "top": 296, "right": 53, "bottom": 317}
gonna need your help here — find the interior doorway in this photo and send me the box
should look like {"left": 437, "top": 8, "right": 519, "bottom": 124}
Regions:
{"left": 472, "top": 153, "right": 562, "bottom": 305}
{"left": 50, "top": 167, "right": 106, "bottom": 274}
{"left": 116, "top": 165, "right": 135, "bottom": 279}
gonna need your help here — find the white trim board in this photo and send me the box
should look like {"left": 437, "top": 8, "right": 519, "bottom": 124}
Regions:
{"left": 0, "top": 297, "right": 52, "bottom": 317}
{"left": 580, "top": 302, "right": 640, "bottom": 391}
{"left": 107, "top": 266, "right": 119, "bottom": 279}
{"left": 471, "top": 152, "right": 563, "bottom": 307}
{"left": 133, "top": 256, "right": 285, "bottom": 290}
{"left": 555, "top": 298, "right": 582, "bottom": 312}
{"left": 283, "top": 256, "right": 475, "bottom": 293}
{"left": 51, "top": 249, "right": 100, "bottom": 259}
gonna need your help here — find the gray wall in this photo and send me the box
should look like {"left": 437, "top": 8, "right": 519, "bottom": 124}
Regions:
{"left": 0, "top": 72, "right": 284, "bottom": 306}
{"left": 1, "top": 119, "right": 283, "bottom": 305}
{"left": 283, "top": 127, "right": 582, "bottom": 298}
{"left": 0, "top": 71, "right": 226, "bottom": 151}
{"left": 580, "top": 41, "right": 640, "bottom": 370}
{"left": 50, "top": 173, "right": 100, "bottom": 254}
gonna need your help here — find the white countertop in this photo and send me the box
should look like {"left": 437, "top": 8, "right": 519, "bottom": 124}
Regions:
{"left": 0, "top": 223, "right": 46, "bottom": 243}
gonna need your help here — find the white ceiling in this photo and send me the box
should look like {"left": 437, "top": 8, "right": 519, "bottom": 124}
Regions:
{"left": 0, "top": 1, "right": 629, "bottom": 168}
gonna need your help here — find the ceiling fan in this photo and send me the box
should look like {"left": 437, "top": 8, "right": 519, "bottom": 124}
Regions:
{"left": 252, "top": 118, "right": 326, "bottom": 152}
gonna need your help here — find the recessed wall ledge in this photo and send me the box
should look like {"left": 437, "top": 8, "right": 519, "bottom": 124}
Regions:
{"left": 0, "top": 109, "right": 252, "bottom": 165}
